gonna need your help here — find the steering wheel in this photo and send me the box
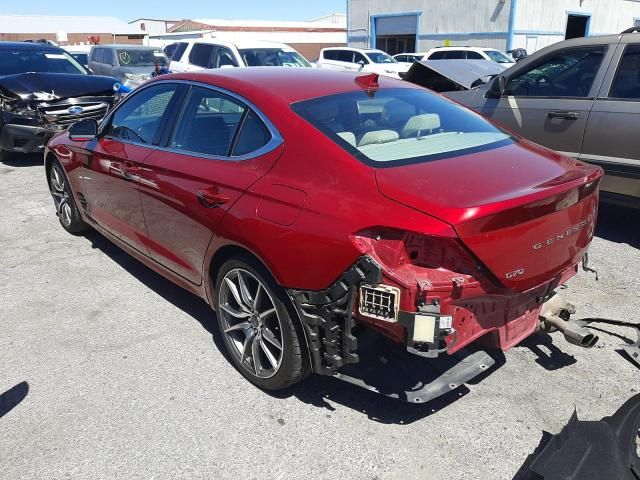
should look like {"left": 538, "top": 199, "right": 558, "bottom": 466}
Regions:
{"left": 536, "top": 74, "right": 553, "bottom": 86}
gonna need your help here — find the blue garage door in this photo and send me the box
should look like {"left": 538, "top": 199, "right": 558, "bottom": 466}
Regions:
{"left": 374, "top": 15, "right": 418, "bottom": 55}
{"left": 375, "top": 15, "right": 418, "bottom": 36}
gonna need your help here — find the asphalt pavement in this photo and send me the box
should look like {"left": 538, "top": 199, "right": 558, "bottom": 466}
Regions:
{"left": 1, "top": 155, "right": 639, "bottom": 480}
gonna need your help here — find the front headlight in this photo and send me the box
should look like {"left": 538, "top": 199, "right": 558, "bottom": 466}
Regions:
{"left": 2, "top": 105, "right": 40, "bottom": 125}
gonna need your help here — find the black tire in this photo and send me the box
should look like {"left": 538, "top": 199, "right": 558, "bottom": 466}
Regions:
{"left": 214, "top": 255, "right": 309, "bottom": 390}
{"left": 48, "top": 160, "right": 88, "bottom": 235}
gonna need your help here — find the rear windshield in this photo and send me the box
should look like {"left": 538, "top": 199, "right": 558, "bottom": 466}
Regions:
{"left": 239, "top": 48, "right": 310, "bottom": 67}
{"left": 0, "top": 48, "right": 86, "bottom": 75}
{"left": 116, "top": 49, "right": 168, "bottom": 67}
{"left": 291, "top": 88, "right": 512, "bottom": 166}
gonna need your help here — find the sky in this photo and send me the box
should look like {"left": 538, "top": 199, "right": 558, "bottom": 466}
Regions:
{"left": 0, "top": 0, "right": 346, "bottom": 22}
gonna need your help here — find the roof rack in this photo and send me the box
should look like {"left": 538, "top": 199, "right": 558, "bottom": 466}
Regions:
{"left": 621, "top": 27, "right": 640, "bottom": 34}
{"left": 433, "top": 45, "right": 471, "bottom": 48}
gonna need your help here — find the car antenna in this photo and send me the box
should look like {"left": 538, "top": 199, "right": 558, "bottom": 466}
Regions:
{"left": 355, "top": 73, "right": 379, "bottom": 96}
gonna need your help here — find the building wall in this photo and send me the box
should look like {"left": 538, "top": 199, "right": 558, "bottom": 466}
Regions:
{"left": 0, "top": 32, "right": 144, "bottom": 45}
{"left": 512, "top": 0, "right": 640, "bottom": 52}
{"left": 349, "top": 0, "right": 640, "bottom": 54}
{"left": 348, "top": 0, "right": 511, "bottom": 51}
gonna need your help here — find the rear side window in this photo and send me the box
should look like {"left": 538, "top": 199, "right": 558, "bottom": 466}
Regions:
{"left": 92, "top": 48, "right": 104, "bottom": 63}
{"left": 337, "top": 50, "right": 354, "bottom": 62}
{"left": 170, "top": 86, "right": 246, "bottom": 156}
{"left": 505, "top": 46, "right": 605, "bottom": 97}
{"left": 171, "top": 42, "right": 188, "bottom": 61}
{"left": 107, "top": 84, "right": 178, "bottom": 144}
{"left": 232, "top": 110, "right": 271, "bottom": 156}
{"left": 323, "top": 50, "right": 338, "bottom": 61}
{"left": 609, "top": 44, "right": 640, "bottom": 99}
{"left": 428, "top": 51, "right": 445, "bottom": 60}
{"left": 189, "top": 43, "right": 214, "bottom": 68}
{"left": 292, "top": 88, "right": 512, "bottom": 166}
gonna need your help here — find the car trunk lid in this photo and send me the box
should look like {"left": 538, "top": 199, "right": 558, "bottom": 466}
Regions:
{"left": 375, "top": 141, "right": 603, "bottom": 291}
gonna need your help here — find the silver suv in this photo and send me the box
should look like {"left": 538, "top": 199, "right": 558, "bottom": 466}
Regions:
{"left": 89, "top": 45, "right": 168, "bottom": 89}
{"left": 443, "top": 30, "right": 640, "bottom": 207}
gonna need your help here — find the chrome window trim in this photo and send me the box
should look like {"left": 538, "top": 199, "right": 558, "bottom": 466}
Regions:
{"left": 99, "top": 79, "right": 283, "bottom": 162}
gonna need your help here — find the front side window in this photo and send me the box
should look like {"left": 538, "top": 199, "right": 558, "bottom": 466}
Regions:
{"left": 189, "top": 44, "right": 214, "bottom": 68}
{"left": 292, "top": 88, "right": 512, "bottom": 166}
{"left": 353, "top": 52, "right": 368, "bottom": 64}
{"left": 0, "top": 48, "right": 87, "bottom": 75}
{"left": 214, "top": 48, "right": 239, "bottom": 68}
{"left": 483, "top": 50, "right": 514, "bottom": 63}
{"left": 170, "top": 86, "right": 246, "bottom": 156}
{"left": 239, "top": 48, "right": 310, "bottom": 67}
{"left": 366, "top": 52, "right": 396, "bottom": 64}
{"left": 505, "top": 46, "right": 605, "bottom": 97}
{"left": 609, "top": 44, "right": 640, "bottom": 99}
{"left": 466, "top": 51, "right": 484, "bottom": 60}
{"left": 107, "top": 84, "right": 177, "bottom": 144}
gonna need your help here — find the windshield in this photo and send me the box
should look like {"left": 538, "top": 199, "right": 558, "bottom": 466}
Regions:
{"left": 116, "top": 49, "right": 168, "bottom": 67}
{"left": 292, "top": 88, "right": 512, "bottom": 166}
{"left": 483, "top": 50, "right": 514, "bottom": 63}
{"left": 0, "top": 48, "right": 87, "bottom": 75}
{"left": 367, "top": 52, "right": 397, "bottom": 64}
{"left": 239, "top": 48, "right": 311, "bottom": 67}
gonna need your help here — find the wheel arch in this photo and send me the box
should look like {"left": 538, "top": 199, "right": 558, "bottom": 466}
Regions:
{"left": 205, "top": 242, "right": 313, "bottom": 370}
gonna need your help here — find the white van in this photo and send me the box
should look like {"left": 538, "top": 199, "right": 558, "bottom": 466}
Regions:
{"left": 168, "top": 39, "right": 311, "bottom": 72}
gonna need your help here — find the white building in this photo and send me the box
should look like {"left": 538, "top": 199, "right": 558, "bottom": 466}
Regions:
{"left": 129, "top": 18, "right": 181, "bottom": 36}
{"left": 347, "top": 0, "right": 640, "bottom": 54}
{"left": 146, "top": 16, "right": 347, "bottom": 60}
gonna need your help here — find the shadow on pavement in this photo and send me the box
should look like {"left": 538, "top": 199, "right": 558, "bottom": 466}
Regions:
{"left": 83, "top": 230, "right": 505, "bottom": 424}
{"left": 0, "top": 381, "right": 29, "bottom": 419}
{"left": 519, "top": 332, "right": 577, "bottom": 371}
{"left": 596, "top": 202, "right": 640, "bottom": 249}
{"left": 1, "top": 152, "right": 43, "bottom": 167}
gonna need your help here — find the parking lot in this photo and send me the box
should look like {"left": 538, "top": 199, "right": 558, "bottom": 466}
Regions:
{"left": 0, "top": 155, "right": 638, "bottom": 479}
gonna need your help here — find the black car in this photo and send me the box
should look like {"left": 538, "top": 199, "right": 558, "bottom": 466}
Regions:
{"left": 0, "top": 42, "right": 120, "bottom": 161}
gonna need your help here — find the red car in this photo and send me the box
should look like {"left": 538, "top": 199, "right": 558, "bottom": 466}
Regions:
{"left": 45, "top": 69, "right": 602, "bottom": 396}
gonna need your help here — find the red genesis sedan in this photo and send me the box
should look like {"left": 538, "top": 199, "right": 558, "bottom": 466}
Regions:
{"left": 45, "top": 68, "right": 603, "bottom": 395}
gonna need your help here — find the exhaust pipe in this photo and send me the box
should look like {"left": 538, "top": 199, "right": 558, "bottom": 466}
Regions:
{"left": 539, "top": 294, "right": 599, "bottom": 348}
{"left": 542, "top": 314, "right": 599, "bottom": 348}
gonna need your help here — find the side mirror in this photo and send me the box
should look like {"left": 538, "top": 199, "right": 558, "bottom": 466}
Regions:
{"left": 487, "top": 76, "right": 507, "bottom": 98}
{"left": 69, "top": 118, "right": 98, "bottom": 141}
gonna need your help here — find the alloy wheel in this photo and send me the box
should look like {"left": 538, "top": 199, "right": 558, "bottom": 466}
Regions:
{"left": 218, "top": 268, "right": 284, "bottom": 379}
{"left": 50, "top": 165, "right": 72, "bottom": 227}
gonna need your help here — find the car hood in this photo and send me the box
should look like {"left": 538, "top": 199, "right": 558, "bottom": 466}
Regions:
{"left": 0, "top": 72, "right": 119, "bottom": 101}
{"left": 375, "top": 140, "right": 603, "bottom": 291}
{"left": 404, "top": 60, "right": 507, "bottom": 92}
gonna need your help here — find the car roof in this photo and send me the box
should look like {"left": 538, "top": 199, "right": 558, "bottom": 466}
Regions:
{"left": 0, "top": 41, "right": 61, "bottom": 51}
{"left": 322, "top": 47, "right": 383, "bottom": 53}
{"left": 92, "top": 44, "right": 161, "bottom": 50}
{"left": 183, "top": 38, "right": 293, "bottom": 49}
{"left": 154, "top": 67, "right": 417, "bottom": 104}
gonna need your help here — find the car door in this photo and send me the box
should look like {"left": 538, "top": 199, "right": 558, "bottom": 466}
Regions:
{"left": 478, "top": 44, "right": 610, "bottom": 156}
{"left": 581, "top": 41, "right": 640, "bottom": 200}
{"left": 138, "top": 84, "right": 283, "bottom": 284}
{"left": 81, "top": 83, "right": 181, "bottom": 255}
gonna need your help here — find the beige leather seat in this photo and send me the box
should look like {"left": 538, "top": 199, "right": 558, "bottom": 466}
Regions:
{"left": 358, "top": 130, "right": 399, "bottom": 147}
{"left": 337, "top": 131, "right": 357, "bottom": 147}
{"left": 401, "top": 114, "right": 441, "bottom": 138}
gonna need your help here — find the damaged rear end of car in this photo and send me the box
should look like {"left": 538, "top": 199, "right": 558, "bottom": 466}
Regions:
{"left": 289, "top": 79, "right": 603, "bottom": 401}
